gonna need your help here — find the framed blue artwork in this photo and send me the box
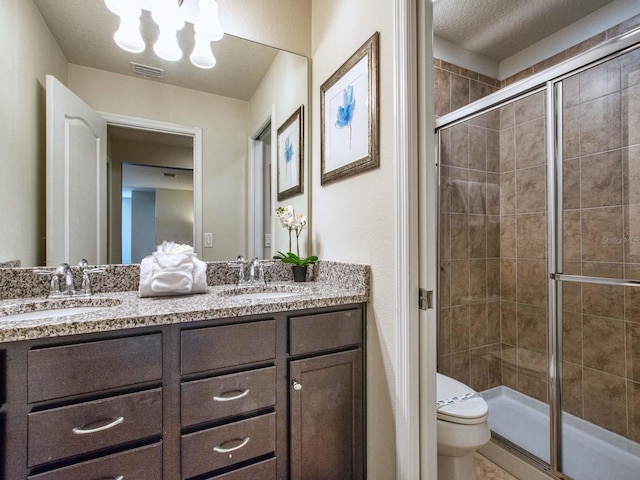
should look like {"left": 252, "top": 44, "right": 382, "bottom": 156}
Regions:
{"left": 321, "top": 32, "right": 379, "bottom": 185}
{"left": 277, "top": 105, "right": 304, "bottom": 200}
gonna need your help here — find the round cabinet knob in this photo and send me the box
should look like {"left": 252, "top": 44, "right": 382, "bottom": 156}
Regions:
{"left": 292, "top": 380, "right": 302, "bottom": 391}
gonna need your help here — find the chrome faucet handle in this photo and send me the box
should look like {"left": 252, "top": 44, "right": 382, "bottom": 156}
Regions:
{"left": 256, "top": 260, "right": 274, "bottom": 285}
{"left": 34, "top": 267, "right": 62, "bottom": 298}
{"left": 228, "top": 255, "right": 248, "bottom": 285}
{"left": 76, "top": 259, "right": 105, "bottom": 296}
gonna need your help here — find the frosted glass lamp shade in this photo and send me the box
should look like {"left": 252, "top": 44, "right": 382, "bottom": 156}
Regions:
{"left": 154, "top": 26, "right": 182, "bottom": 61}
{"left": 152, "top": 0, "right": 185, "bottom": 31}
{"left": 190, "top": 34, "right": 216, "bottom": 69}
{"left": 114, "top": 15, "right": 145, "bottom": 53}
{"left": 194, "top": 0, "right": 223, "bottom": 41}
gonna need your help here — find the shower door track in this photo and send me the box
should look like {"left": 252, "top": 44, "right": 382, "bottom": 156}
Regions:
{"left": 435, "top": 25, "right": 640, "bottom": 480}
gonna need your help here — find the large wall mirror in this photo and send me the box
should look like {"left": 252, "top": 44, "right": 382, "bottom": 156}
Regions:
{"left": 0, "top": 0, "right": 309, "bottom": 267}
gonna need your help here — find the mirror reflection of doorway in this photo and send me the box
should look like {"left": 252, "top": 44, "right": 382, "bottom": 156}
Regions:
{"left": 257, "top": 125, "right": 273, "bottom": 260}
{"left": 108, "top": 126, "right": 195, "bottom": 264}
{"left": 121, "top": 164, "right": 194, "bottom": 264}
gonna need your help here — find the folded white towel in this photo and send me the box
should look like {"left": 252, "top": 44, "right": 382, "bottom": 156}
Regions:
{"left": 153, "top": 252, "right": 195, "bottom": 270}
{"left": 151, "top": 269, "right": 194, "bottom": 294}
{"left": 139, "top": 250, "right": 208, "bottom": 298}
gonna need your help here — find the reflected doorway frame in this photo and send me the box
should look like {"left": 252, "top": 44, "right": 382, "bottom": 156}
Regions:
{"left": 99, "top": 112, "right": 203, "bottom": 260}
{"left": 248, "top": 105, "right": 277, "bottom": 260}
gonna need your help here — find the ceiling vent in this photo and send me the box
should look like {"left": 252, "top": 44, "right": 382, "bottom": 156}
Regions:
{"left": 130, "top": 62, "right": 165, "bottom": 79}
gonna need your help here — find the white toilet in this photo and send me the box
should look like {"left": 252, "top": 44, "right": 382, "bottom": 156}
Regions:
{"left": 436, "top": 373, "right": 491, "bottom": 480}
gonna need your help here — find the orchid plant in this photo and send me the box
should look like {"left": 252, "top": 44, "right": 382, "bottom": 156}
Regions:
{"left": 274, "top": 205, "right": 318, "bottom": 267}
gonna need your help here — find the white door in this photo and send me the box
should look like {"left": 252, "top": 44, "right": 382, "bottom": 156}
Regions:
{"left": 46, "top": 75, "right": 107, "bottom": 266}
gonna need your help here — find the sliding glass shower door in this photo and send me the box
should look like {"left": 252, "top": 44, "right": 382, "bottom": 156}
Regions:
{"left": 555, "top": 46, "right": 640, "bottom": 480}
{"left": 437, "top": 33, "right": 640, "bottom": 480}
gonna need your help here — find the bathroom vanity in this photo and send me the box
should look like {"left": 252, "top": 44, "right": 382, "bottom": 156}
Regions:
{"left": 0, "top": 263, "right": 368, "bottom": 480}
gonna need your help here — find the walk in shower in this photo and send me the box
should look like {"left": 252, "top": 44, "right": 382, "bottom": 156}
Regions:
{"left": 436, "top": 28, "right": 640, "bottom": 480}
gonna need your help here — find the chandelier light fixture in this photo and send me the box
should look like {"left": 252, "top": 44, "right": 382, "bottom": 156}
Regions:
{"left": 104, "top": 0, "right": 224, "bottom": 69}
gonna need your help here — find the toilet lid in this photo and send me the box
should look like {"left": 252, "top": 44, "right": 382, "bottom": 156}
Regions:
{"left": 436, "top": 373, "right": 488, "bottom": 425}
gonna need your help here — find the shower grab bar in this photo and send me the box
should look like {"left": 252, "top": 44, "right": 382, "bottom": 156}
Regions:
{"left": 551, "top": 273, "right": 640, "bottom": 288}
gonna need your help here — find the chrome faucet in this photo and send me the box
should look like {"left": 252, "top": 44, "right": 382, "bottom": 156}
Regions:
{"left": 35, "top": 259, "right": 104, "bottom": 298}
{"left": 229, "top": 256, "right": 271, "bottom": 286}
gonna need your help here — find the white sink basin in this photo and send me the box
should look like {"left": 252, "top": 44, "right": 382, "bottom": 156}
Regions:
{"left": 0, "top": 306, "right": 108, "bottom": 321}
{"left": 231, "top": 291, "right": 300, "bottom": 300}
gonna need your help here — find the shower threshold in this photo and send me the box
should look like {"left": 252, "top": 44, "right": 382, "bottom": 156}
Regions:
{"left": 482, "top": 386, "right": 640, "bottom": 480}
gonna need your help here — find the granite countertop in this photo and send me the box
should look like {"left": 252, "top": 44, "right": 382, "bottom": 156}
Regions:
{"left": 0, "top": 280, "right": 369, "bottom": 343}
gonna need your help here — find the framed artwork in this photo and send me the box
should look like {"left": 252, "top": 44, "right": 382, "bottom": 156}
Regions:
{"left": 320, "top": 32, "right": 379, "bottom": 185}
{"left": 277, "top": 105, "right": 304, "bottom": 201}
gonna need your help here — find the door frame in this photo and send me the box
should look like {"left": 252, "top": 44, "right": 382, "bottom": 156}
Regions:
{"left": 99, "top": 112, "right": 203, "bottom": 259}
{"left": 248, "top": 106, "right": 276, "bottom": 260}
{"left": 394, "top": 0, "right": 437, "bottom": 479}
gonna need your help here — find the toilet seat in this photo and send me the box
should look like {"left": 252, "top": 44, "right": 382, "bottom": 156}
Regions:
{"left": 437, "top": 373, "right": 488, "bottom": 425}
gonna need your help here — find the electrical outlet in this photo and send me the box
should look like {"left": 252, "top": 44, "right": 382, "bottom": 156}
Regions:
{"left": 204, "top": 232, "right": 213, "bottom": 248}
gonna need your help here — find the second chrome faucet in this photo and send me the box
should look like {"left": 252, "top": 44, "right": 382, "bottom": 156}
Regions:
{"left": 230, "top": 256, "right": 272, "bottom": 286}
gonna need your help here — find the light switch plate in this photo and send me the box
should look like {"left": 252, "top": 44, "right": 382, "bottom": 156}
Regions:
{"left": 264, "top": 233, "right": 272, "bottom": 247}
{"left": 204, "top": 232, "right": 213, "bottom": 248}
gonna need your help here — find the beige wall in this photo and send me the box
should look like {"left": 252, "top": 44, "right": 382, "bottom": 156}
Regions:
{"left": 155, "top": 189, "right": 194, "bottom": 247}
{"left": 68, "top": 64, "right": 249, "bottom": 262}
{"left": 249, "top": 51, "right": 309, "bottom": 257}
{"left": 218, "top": 0, "right": 312, "bottom": 57}
{"left": 311, "top": 0, "right": 397, "bottom": 477}
{"left": 0, "top": 0, "right": 67, "bottom": 266}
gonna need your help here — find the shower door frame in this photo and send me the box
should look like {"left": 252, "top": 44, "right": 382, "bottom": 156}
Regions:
{"left": 435, "top": 26, "right": 640, "bottom": 480}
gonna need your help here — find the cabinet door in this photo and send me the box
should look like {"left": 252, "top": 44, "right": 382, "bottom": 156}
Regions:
{"left": 289, "top": 350, "right": 363, "bottom": 480}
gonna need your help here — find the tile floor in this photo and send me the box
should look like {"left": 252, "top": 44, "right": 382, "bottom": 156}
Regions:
{"left": 475, "top": 452, "right": 519, "bottom": 479}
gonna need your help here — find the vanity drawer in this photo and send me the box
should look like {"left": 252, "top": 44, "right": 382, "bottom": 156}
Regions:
{"left": 27, "top": 442, "right": 162, "bottom": 480}
{"left": 181, "top": 412, "right": 276, "bottom": 479}
{"left": 182, "top": 366, "right": 276, "bottom": 426}
{"left": 28, "top": 388, "right": 162, "bottom": 466}
{"left": 289, "top": 308, "right": 362, "bottom": 355}
{"left": 28, "top": 334, "right": 162, "bottom": 402}
{"left": 181, "top": 320, "right": 276, "bottom": 374}
{"left": 206, "top": 457, "right": 276, "bottom": 480}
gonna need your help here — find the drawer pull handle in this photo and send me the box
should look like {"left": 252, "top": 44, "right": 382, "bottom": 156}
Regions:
{"left": 213, "top": 437, "right": 250, "bottom": 453}
{"left": 72, "top": 416, "right": 124, "bottom": 435}
{"left": 213, "top": 389, "right": 250, "bottom": 402}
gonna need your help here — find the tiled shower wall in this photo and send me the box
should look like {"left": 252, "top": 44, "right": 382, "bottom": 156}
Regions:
{"left": 438, "top": 110, "right": 503, "bottom": 392}
{"left": 497, "top": 92, "right": 548, "bottom": 403}
{"left": 436, "top": 59, "right": 502, "bottom": 391}
{"left": 559, "top": 49, "right": 640, "bottom": 441}
{"left": 438, "top": 90, "right": 550, "bottom": 401}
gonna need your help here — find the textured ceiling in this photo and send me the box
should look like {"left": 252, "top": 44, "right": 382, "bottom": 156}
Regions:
{"left": 433, "top": 0, "right": 618, "bottom": 61}
{"left": 32, "top": 0, "right": 280, "bottom": 100}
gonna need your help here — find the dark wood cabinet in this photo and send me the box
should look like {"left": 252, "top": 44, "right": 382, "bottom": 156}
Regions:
{"left": 290, "top": 350, "right": 363, "bottom": 480}
{"left": 0, "top": 303, "right": 365, "bottom": 479}
{"left": 288, "top": 307, "right": 365, "bottom": 480}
